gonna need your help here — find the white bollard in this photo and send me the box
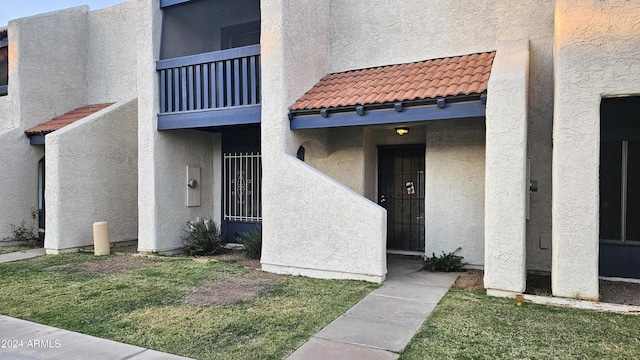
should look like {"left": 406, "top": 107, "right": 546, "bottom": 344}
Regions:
{"left": 93, "top": 221, "right": 110, "bottom": 256}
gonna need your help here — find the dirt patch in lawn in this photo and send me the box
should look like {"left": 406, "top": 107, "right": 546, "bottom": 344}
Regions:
{"left": 184, "top": 271, "right": 280, "bottom": 306}
{"left": 45, "top": 256, "right": 161, "bottom": 275}
{"left": 192, "top": 249, "right": 261, "bottom": 269}
{"left": 453, "top": 269, "right": 484, "bottom": 291}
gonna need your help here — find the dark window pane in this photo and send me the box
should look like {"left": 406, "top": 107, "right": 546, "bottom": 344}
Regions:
{"left": 626, "top": 141, "right": 640, "bottom": 240}
{"left": 600, "top": 141, "right": 622, "bottom": 240}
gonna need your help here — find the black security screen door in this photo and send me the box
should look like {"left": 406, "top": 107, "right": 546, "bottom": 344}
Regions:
{"left": 378, "top": 145, "right": 425, "bottom": 251}
{"left": 599, "top": 96, "right": 640, "bottom": 279}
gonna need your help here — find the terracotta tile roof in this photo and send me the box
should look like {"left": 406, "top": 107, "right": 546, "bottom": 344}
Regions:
{"left": 290, "top": 51, "right": 495, "bottom": 111}
{"left": 24, "top": 103, "right": 115, "bottom": 135}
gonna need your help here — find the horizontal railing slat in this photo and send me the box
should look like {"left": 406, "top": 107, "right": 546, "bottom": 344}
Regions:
{"left": 156, "top": 44, "right": 260, "bottom": 70}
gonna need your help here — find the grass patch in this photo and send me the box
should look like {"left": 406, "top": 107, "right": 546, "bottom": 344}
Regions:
{"left": 0, "top": 245, "right": 34, "bottom": 255}
{"left": 0, "top": 254, "right": 376, "bottom": 359}
{"left": 400, "top": 289, "right": 640, "bottom": 359}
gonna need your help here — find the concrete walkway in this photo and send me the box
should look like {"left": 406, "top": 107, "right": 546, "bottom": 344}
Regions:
{"left": 0, "top": 247, "right": 46, "bottom": 262}
{"left": 0, "top": 315, "right": 194, "bottom": 360}
{"left": 287, "top": 258, "right": 458, "bottom": 359}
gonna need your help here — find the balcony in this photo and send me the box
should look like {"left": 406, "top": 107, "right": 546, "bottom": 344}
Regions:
{"left": 156, "top": 44, "right": 261, "bottom": 130}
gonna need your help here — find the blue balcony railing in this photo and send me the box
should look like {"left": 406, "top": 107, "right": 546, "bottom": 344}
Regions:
{"left": 156, "top": 44, "right": 260, "bottom": 116}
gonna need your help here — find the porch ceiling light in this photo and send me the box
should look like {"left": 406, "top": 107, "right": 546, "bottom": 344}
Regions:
{"left": 396, "top": 127, "right": 409, "bottom": 136}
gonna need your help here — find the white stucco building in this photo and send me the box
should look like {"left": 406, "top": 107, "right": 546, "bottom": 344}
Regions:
{"left": 1, "top": 0, "right": 639, "bottom": 301}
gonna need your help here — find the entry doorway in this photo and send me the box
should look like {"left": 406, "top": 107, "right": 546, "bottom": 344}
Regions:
{"left": 599, "top": 96, "right": 640, "bottom": 278}
{"left": 37, "top": 158, "right": 45, "bottom": 230}
{"left": 378, "top": 145, "right": 425, "bottom": 252}
{"left": 221, "top": 126, "right": 261, "bottom": 243}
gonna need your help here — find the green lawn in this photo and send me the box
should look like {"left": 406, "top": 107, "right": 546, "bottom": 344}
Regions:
{"left": 0, "top": 245, "right": 33, "bottom": 255}
{"left": 5, "top": 254, "right": 640, "bottom": 359}
{"left": 400, "top": 289, "right": 640, "bottom": 359}
{"left": 0, "top": 253, "right": 376, "bottom": 360}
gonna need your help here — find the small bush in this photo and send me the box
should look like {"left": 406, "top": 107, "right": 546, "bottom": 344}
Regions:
{"left": 422, "top": 247, "right": 468, "bottom": 272}
{"left": 236, "top": 227, "right": 262, "bottom": 260}
{"left": 2, "top": 209, "right": 42, "bottom": 247}
{"left": 182, "top": 218, "right": 222, "bottom": 256}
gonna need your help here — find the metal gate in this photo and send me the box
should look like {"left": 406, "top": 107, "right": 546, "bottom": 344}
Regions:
{"left": 378, "top": 145, "right": 426, "bottom": 252}
{"left": 224, "top": 152, "right": 262, "bottom": 222}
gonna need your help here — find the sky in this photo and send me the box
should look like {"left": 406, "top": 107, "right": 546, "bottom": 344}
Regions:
{"left": 1, "top": 0, "right": 126, "bottom": 27}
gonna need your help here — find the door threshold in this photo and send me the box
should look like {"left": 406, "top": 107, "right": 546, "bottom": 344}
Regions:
{"left": 387, "top": 249, "right": 424, "bottom": 257}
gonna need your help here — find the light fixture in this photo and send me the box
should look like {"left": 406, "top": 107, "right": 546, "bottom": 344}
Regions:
{"left": 395, "top": 127, "right": 409, "bottom": 136}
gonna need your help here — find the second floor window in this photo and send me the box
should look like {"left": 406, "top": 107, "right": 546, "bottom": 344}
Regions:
{"left": 0, "top": 28, "right": 7, "bottom": 96}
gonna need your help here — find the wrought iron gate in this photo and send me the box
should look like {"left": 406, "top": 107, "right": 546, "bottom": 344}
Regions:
{"left": 224, "top": 152, "right": 262, "bottom": 222}
{"left": 378, "top": 145, "right": 426, "bottom": 251}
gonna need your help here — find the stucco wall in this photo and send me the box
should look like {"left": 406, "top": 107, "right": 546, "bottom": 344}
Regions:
{"left": 552, "top": 0, "right": 640, "bottom": 299}
{"left": 496, "top": 0, "right": 555, "bottom": 274}
{"left": 260, "top": 0, "right": 387, "bottom": 282}
{"left": 329, "top": 0, "right": 497, "bottom": 73}
{"left": 0, "top": 91, "right": 12, "bottom": 133}
{"left": 0, "top": 8, "right": 90, "bottom": 240}
{"left": 303, "top": 127, "right": 366, "bottom": 196}
{"left": 136, "top": 0, "right": 220, "bottom": 254}
{"left": 484, "top": 40, "right": 530, "bottom": 294}
{"left": 137, "top": 129, "right": 218, "bottom": 253}
{"left": 87, "top": 1, "right": 139, "bottom": 103}
{"left": 325, "top": 0, "right": 555, "bottom": 277}
{"left": 10, "top": 7, "right": 89, "bottom": 129}
{"left": 0, "top": 128, "right": 44, "bottom": 239}
{"left": 45, "top": 100, "right": 138, "bottom": 252}
{"left": 425, "top": 119, "right": 486, "bottom": 267}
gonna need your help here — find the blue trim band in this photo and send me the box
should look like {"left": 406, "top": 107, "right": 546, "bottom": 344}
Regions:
{"left": 289, "top": 100, "right": 485, "bottom": 129}
{"left": 29, "top": 134, "right": 46, "bottom": 145}
{"left": 158, "top": 105, "right": 261, "bottom": 130}
{"left": 160, "top": 0, "right": 192, "bottom": 8}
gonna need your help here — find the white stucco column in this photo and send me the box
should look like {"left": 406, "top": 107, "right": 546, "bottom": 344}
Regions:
{"left": 136, "top": 0, "right": 162, "bottom": 252}
{"left": 484, "top": 41, "right": 529, "bottom": 296}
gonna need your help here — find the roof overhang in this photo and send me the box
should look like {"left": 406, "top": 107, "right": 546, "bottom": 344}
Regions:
{"left": 24, "top": 103, "right": 114, "bottom": 145}
{"left": 288, "top": 51, "right": 494, "bottom": 130}
{"left": 289, "top": 95, "right": 486, "bottom": 130}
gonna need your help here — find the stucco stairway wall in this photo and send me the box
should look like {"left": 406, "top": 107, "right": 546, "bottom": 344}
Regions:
{"left": 552, "top": 0, "right": 640, "bottom": 300}
{"left": 261, "top": 157, "right": 387, "bottom": 282}
{"left": 260, "top": 0, "right": 387, "bottom": 282}
{"left": 45, "top": 99, "right": 138, "bottom": 253}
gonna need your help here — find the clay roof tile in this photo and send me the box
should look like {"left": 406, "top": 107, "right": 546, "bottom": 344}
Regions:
{"left": 24, "top": 103, "right": 115, "bottom": 135}
{"left": 289, "top": 51, "right": 495, "bottom": 111}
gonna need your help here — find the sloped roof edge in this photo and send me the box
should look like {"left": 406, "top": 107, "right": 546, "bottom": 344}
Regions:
{"left": 24, "top": 103, "right": 115, "bottom": 135}
{"left": 290, "top": 51, "right": 495, "bottom": 113}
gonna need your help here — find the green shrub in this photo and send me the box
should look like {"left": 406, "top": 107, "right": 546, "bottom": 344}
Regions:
{"left": 2, "top": 209, "right": 42, "bottom": 247}
{"left": 422, "top": 247, "right": 468, "bottom": 272}
{"left": 181, "top": 218, "right": 222, "bottom": 256}
{"left": 236, "top": 227, "right": 262, "bottom": 259}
